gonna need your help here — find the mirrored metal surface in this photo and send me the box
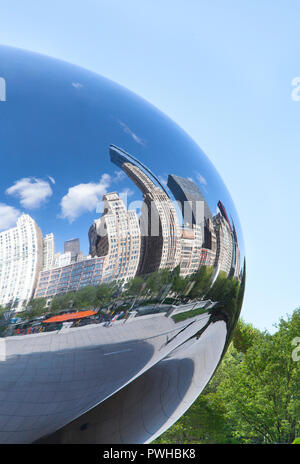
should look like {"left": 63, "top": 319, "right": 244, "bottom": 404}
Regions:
{"left": 0, "top": 45, "right": 245, "bottom": 444}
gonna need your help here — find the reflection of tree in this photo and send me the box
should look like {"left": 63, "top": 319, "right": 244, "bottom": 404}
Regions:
{"left": 207, "top": 271, "right": 239, "bottom": 309}
{"left": 49, "top": 281, "right": 120, "bottom": 313}
{"left": 187, "top": 266, "right": 214, "bottom": 300}
{"left": 7, "top": 261, "right": 244, "bottom": 326}
{"left": 50, "top": 292, "right": 76, "bottom": 313}
{"left": 170, "top": 265, "right": 186, "bottom": 302}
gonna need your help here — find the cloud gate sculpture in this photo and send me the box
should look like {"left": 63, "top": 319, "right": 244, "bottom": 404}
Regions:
{"left": 0, "top": 45, "right": 245, "bottom": 444}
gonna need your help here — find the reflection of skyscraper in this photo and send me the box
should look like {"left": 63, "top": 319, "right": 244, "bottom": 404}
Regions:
{"left": 53, "top": 251, "right": 72, "bottom": 268}
{"left": 167, "top": 174, "right": 218, "bottom": 274}
{"left": 0, "top": 214, "right": 43, "bottom": 309}
{"left": 64, "top": 238, "right": 80, "bottom": 263}
{"left": 199, "top": 217, "right": 217, "bottom": 267}
{"left": 213, "top": 213, "right": 233, "bottom": 276}
{"left": 217, "top": 201, "right": 232, "bottom": 232}
{"left": 43, "top": 233, "right": 55, "bottom": 270}
{"left": 167, "top": 174, "right": 212, "bottom": 228}
{"left": 179, "top": 226, "right": 202, "bottom": 276}
{"left": 110, "top": 146, "right": 181, "bottom": 275}
{"left": 229, "top": 223, "right": 241, "bottom": 279}
{"left": 213, "top": 203, "right": 241, "bottom": 279}
{"left": 89, "top": 192, "right": 141, "bottom": 283}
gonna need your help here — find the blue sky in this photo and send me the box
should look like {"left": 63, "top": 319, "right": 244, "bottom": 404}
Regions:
{"left": 0, "top": 0, "right": 299, "bottom": 332}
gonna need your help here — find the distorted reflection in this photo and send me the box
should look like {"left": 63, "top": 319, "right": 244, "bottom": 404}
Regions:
{"left": 0, "top": 45, "right": 245, "bottom": 444}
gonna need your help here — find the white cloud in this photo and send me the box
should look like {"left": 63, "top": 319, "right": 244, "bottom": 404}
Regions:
{"left": 119, "top": 120, "right": 145, "bottom": 146}
{"left": 113, "top": 170, "right": 126, "bottom": 182}
{"left": 196, "top": 173, "right": 208, "bottom": 186}
{"left": 120, "top": 187, "right": 134, "bottom": 198}
{"left": 158, "top": 175, "right": 168, "bottom": 187}
{"left": 47, "top": 176, "right": 55, "bottom": 184}
{"left": 72, "top": 82, "right": 83, "bottom": 89}
{"left": 0, "top": 203, "right": 21, "bottom": 231}
{"left": 60, "top": 174, "right": 111, "bottom": 222}
{"left": 6, "top": 177, "right": 53, "bottom": 209}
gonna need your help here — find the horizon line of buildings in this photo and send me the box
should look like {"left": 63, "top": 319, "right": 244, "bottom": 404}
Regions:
{"left": 0, "top": 145, "right": 241, "bottom": 311}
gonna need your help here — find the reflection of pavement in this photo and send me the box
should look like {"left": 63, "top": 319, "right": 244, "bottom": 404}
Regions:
{"left": 37, "top": 320, "right": 227, "bottom": 444}
{"left": 134, "top": 300, "right": 217, "bottom": 318}
{"left": 0, "top": 312, "right": 210, "bottom": 443}
{"left": 170, "top": 299, "right": 217, "bottom": 315}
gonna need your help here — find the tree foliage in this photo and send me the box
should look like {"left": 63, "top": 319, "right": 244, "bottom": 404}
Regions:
{"left": 155, "top": 309, "right": 300, "bottom": 444}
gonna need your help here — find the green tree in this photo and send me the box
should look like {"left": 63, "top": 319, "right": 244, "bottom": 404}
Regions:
{"left": 232, "top": 319, "right": 260, "bottom": 353}
{"left": 145, "top": 270, "right": 170, "bottom": 298}
{"left": 50, "top": 292, "right": 76, "bottom": 313}
{"left": 188, "top": 266, "right": 214, "bottom": 300}
{"left": 73, "top": 286, "right": 97, "bottom": 309}
{"left": 218, "top": 310, "right": 300, "bottom": 443}
{"left": 154, "top": 310, "right": 300, "bottom": 444}
{"left": 170, "top": 265, "right": 186, "bottom": 302}
{"left": 25, "top": 298, "right": 48, "bottom": 319}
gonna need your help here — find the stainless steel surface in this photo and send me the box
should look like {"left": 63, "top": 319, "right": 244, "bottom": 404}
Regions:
{"left": 0, "top": 45, "right": 245, "bottom": 443}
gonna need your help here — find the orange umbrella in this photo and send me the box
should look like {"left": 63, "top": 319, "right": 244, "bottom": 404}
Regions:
{"left": 43, "top": 310, "right": 97, "bottom": 323}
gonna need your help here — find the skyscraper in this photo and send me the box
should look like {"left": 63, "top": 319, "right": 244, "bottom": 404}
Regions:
{"left": 167, "top": 174, "right": 218, "bottom": 274}
{"left": 110, "top": 146, "right": 181, "bottom": 275}
{"left": 179, "top": 225, "right": 202, "bottom": 276}
{"left": 213, "top": 213, "right": 234, "bottom": 276}
{"left": 64, "top": 238, "right": 80, "bottom": 263}
{"left": 89, "top": 192, "right": 141, "bottom": 283}
{"left": 0, "top": 214, "right": 43, "bottom": 309}
{"left": 167, "top": 174, "right": 212, "bottom": 229}
{"left": 42, "top": 233, "right": 55, "bottom": 270}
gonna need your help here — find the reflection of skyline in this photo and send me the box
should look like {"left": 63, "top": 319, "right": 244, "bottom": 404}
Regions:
{"left": 0, "top": 145, "right": 241, "bottom": 310}
{"left": 0, "top": 46, "right": 245, "bottom": 446}
{"left": 0, "top": 45, "right": 244, "bottom": 268}
{"left": 110, "top": 145, "right": 181, "bottom": 275}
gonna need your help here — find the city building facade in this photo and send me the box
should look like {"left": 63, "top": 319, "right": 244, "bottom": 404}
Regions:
{"left": 89, "top": 192, "right": 141, "bottom": 283}
{"left": 110, "top": 145, "right": 182, "bottom": 275}
{"left": 42, "top": 233, "right": 55, "bottom": 271}
{"left": 213, "top": 213, "right": 234, "bottom": 276}
{"left": 34, "top": 256, "right": 106, "bottom": 299}
{"left": 0, "top": 214, "right": 43, "bottom": 309}
{"left": 64, "top": 238, "right": 81, "bottom": 263}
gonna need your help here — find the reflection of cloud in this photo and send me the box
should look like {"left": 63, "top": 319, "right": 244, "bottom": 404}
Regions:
{"left": 6, "top": 177, "right": 53, "bottom": 209}
{"left": 158, "top": 175, "right": 168, "bottom": 188}
{"left": 196, "top": 173, "right": 207, "bottom": 186}
{"left": 119, "top": 120, "right": 145, "bottom": 146}
{"left": 113, "top": 170, "right": 126, "bottom": 182}
{"left": 60, "top": 174, "right": 111, "bottom": 223}
{"left": 72, "top": 82, "right": 83, "bottom": 89}
{"left": 47, "top": 176, "right": 55, "bottom": 184}
{"left": 0, "top": 203, "right": 21, "bottom": 231}
{"left": 120, "top": 187, "right": 134, "bottom": 197}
